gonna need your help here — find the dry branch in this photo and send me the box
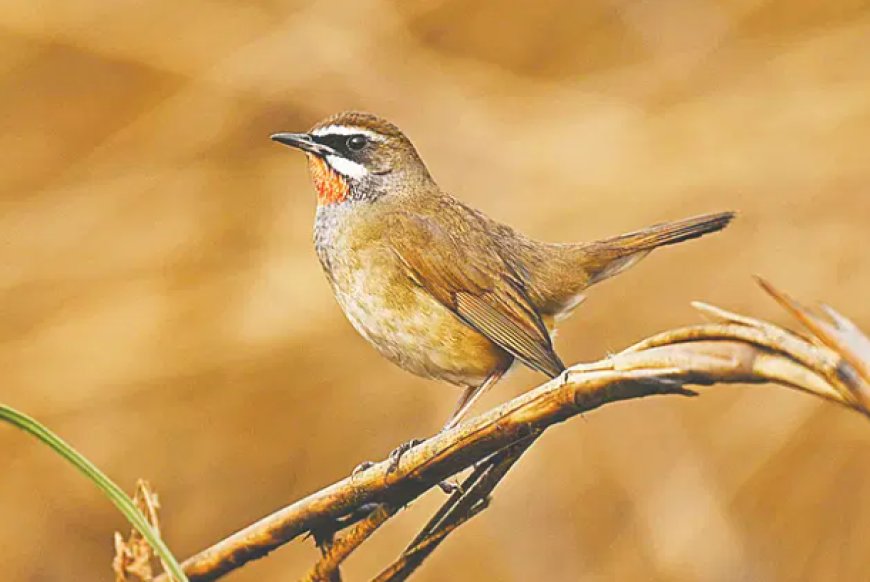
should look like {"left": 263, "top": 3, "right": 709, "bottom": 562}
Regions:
{"left": 303, "top": 504, "right": 395, "bottom": 582}
{"left": 152, "top": 279, "right": 869, "bottom": 582}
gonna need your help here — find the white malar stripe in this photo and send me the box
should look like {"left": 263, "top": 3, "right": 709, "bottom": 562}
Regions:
{"left": 311, "top": 125, "right": 385, "bottom": 141}
{"left": 326, "top": 155, "right": 369, "bottom": 179}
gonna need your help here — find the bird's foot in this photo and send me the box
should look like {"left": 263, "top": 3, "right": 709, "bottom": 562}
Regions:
{"left": 352, "top": 460, "right": 375, "bottom": 477}
{"left": 387, "top": 438, "right": 424, "bottom": 473}
{"left": 358, "top": 440, "right": 459, "bottom": 493}
{"left": 352, "top": 438, "right": 427, "bottom": 477}
{"left": 437, "top": 478, "right": 464, "bottom": 495}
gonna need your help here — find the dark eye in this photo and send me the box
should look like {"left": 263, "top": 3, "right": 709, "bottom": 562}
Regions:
{"left": 346, "top": 135, "right": 368, "bottom": 151}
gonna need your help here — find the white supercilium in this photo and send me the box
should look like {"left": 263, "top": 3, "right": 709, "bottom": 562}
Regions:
{"left": 312, "top": 125, "right": 386, "bottom": 141}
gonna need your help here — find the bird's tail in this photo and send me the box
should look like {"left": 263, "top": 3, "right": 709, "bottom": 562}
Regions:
{"left": 582, "top": 211, "right": 735, "bottom": 284}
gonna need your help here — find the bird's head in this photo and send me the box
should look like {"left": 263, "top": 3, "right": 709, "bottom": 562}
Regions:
{"left": 271, "top": 111, "right": 431, "bottom": 205}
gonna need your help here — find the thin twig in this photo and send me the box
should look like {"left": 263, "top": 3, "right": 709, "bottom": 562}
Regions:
{"left": 303, "top": 504, "right": 395, "bottom": 582}
{"left": 370, "top": 496, "right": 490, "bottom": 582}
{"left": 374, "top": 438, "right": 536, "bottom": 582}
{"left": 310, "top": 529, "right": 341, "bottom": 582}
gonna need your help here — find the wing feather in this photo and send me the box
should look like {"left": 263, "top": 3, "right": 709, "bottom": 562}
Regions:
{"left": 386, "top": 211, "right": 564, "bottom": 378}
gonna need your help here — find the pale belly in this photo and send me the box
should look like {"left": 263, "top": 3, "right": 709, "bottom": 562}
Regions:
{"left": 324, "top": 247, "right": 508, "bottom": 387}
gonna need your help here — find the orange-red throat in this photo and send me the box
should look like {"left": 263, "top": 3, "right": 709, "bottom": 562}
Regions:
{"left": 307, "top": 155, "right": 350, "bottom": 206}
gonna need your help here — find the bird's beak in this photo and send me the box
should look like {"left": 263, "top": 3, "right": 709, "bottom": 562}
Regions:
{"left": 270, "top": 132, "right": 337, "bottom": 157}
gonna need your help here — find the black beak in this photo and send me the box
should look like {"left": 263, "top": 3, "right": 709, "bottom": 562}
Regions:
{"left": 270, "top": 132, "right": 337, "bottom": 157}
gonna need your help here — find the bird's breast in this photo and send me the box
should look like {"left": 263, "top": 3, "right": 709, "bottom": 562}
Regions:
{"left": 313, "top": 207, "right": 508, "bottom": 386}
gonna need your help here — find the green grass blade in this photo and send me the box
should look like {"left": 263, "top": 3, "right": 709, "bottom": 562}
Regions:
{"left": 0, "top": 404, "right": 188, "bottom": 582}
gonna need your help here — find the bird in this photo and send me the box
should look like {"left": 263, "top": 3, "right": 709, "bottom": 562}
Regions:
{"left": 271, "top": 111, "right": 734, "bottom": 434}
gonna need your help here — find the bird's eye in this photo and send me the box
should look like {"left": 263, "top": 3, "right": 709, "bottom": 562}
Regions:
{"left": 346, "top": 135, "right": 368, "bottom": 151}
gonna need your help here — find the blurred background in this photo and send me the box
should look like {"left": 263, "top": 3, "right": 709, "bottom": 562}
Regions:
{"left": 1, "top": 0, "right": 869, "bottom": 580}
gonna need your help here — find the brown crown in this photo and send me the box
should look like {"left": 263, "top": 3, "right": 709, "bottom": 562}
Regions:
{"left": 308, "top": 111, "right": 407, "bottom": 139}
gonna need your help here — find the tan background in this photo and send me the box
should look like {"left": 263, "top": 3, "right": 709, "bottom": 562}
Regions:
{"left": 1, "top": 1, "right": 869, "bottom": 580}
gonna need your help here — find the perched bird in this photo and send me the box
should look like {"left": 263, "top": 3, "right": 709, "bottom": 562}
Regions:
{"left": 272, "top": 112, "right": 733, "bottom": 431}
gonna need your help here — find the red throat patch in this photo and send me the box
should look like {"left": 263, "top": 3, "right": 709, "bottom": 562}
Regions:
{"left": 307, "top": 155, "right": 349, "bottom": 206}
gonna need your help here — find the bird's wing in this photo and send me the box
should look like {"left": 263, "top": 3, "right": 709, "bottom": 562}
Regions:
{"left": 385, "top": 211, "right": 564, "bottom": 378}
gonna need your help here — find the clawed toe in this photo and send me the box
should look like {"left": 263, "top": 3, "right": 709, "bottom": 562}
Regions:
{"left": 388, "top": 438, "right": 424, "bottom": 473}
{"left": 353, "top": 438, "right": 426, "bottom": 476}
{"left": 352, "top": 460, "right": 375, "bottom": 476}
{"left": 437, "top": 479, "right": 464, "bottom": 495}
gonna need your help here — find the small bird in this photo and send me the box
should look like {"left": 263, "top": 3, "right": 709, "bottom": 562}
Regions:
{"left": 272, "top": 112, "right": 733, "bottom": 431}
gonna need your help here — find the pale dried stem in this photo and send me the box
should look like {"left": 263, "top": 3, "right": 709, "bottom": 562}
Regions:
{"left": 757, "top": 277, "right": 870, "bottom": 400}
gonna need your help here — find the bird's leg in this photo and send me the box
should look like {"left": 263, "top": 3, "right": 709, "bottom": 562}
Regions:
{"left": 377, "top": 369, "right": 509, "bottom": 481}
{"left": 431, "top": 369, "right": 508, "bottom": 492}
{"left": 443, "top": 386, "right": 477, "bottom": 431}
{"left": 442, "top": 368, "right": 507, "bottom": 432}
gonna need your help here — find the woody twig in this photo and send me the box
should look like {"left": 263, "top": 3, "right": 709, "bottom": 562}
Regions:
{"left": 152, "top": 278, "right": 868, "bottom": 582}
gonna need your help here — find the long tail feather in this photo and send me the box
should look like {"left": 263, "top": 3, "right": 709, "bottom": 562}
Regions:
{"left": 598, "top": 211, "right": 735, "bottom": 252}
{"left": 584, "top": 211, "right": 735, "bottom": 284}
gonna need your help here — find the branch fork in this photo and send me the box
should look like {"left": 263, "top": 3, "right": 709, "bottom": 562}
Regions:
{"left": 150, "top": 278, "right": 868, "bottom": 582}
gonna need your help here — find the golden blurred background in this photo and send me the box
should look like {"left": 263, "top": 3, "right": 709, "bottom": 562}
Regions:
{"left": 2, "top": 0, "right": 869, "bottom": 580}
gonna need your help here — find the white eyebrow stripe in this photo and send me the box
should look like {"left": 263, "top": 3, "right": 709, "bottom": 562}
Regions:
{"left": 311, "top": 125, "right": 385, "bottom": 141}
{"left": 326, "top": 155, "right": 369, "bottom": 179}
